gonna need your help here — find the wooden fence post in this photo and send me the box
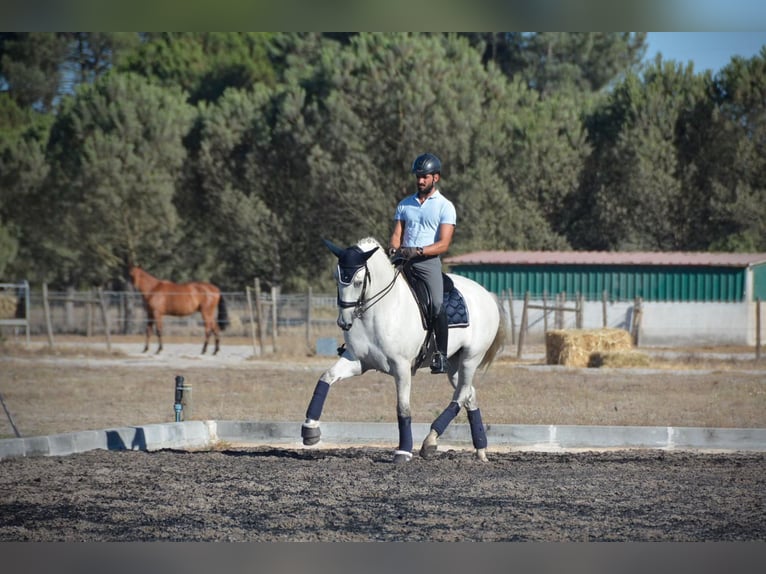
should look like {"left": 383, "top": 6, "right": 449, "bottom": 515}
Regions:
{"left": 602, "top": 290, "right": 608, "bottom": 328}
{"left": 98, "top": 288, "right": 112, "bottom": 352}
{"left": 246, "top": 286, "right": 257, "bottom": 356}
{"left": 557, "top": 292, "right": 567, "bottom": 329}
{"left": 42, "top": 283, "right": 54, "bottom": 348}
{"left": 86, "top": 289, "right": 93, "bottom": 337}
{"left": 254, "top": 278, "right": 265, "bottom": 355}
{"left": 270, "top": 284, "right": 279, "bottom": 353}
{"left": 631, "top": 297, "right": 643, "bottom": 346}
{"left": 507, "top": 289, "right": 516, "bottom": 346}
{"left": 757, "top": 298, "right": 762, "bottom": 361}
{"left": 517, "top": 291, "right": 529, "bottom": 359}
{"left": 306, "top": 286, "right": 313, "bottom": 351}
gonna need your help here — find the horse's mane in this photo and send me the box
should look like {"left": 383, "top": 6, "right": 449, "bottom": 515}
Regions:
{"left": 357, "top": 237, "right": 382, "bottom": 251}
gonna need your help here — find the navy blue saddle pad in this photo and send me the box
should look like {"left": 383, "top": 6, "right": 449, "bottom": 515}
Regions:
{"left": 444, "top": 276, "right": 469, "bottom": 328}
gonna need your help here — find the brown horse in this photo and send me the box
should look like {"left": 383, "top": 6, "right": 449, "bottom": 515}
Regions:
{"left": 129, "top": 266, "right": 228, "bottom": 355}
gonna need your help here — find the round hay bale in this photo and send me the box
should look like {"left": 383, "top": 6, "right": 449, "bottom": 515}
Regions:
{"left": 545, "top": 328, "right": 633, "bottom": 367}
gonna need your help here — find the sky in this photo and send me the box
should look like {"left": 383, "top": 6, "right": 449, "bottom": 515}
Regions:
{"left": 644, "top": 32, "right": 766, "bottom": 73}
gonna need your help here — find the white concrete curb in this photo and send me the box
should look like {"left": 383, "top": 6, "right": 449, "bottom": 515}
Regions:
{"left": 2, "top": 421, "right": 765, "bottom": 461}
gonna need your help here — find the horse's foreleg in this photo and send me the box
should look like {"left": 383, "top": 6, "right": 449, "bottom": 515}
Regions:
{"left": 143, "top": 320, "right": 153, "bottom": 353}
{"left": 392, "top": 361, "right": 414, "bottom": 464}
{"left": 301, "top": 355, "right": 362, "bottom": 446}
{"left": 155, "top": 317, "right": 163, "bottom": 354}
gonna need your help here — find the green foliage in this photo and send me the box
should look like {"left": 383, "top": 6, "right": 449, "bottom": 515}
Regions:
{"left": 0, "top": 33, "right": 70, "bottom": 111}
{"left": 0, "top": 32, "right": 764, "bottom": 291}
{"left": 42, "top": 73, "right": 195, "bottom": 286}
{"left": 0, "top": 94, "right": 52, "bottom": 281}
{"left": 570, "top": 60, "right": 708, "bottom": 251}
{"left": 463, "top": 32, "right": 647, "bottom": 96}
{"left": 118, "top": 32, "right": 278, "bottom": 104}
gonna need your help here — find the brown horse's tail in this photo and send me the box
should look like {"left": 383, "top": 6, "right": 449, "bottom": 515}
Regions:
{"left": 217, "top": 294, "right": 229, "bottom": 331}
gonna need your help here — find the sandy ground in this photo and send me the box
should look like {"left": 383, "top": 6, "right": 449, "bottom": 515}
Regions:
{"left": 1, "top": 338, "right": 765, "bottom": 541}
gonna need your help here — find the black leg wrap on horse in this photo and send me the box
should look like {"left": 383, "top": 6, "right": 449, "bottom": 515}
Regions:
{"left": 431, "top": 401, "right": 461, "bottom": 436}
{"left": 467, "top": 408, "right": 488, "bottom": 449}
{"left": 397, "top": 415, "right": 413, "bottom": 453}
{"left": 306, "top": 380, "right": 330, "bottom": 421}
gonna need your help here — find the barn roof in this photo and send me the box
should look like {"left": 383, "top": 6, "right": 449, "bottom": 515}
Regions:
{"left": 445, "top": 251, "right": 766, "bottom": 268}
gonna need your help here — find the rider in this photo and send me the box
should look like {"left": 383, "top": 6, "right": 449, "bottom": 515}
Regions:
{"left": 388, "top": 152, "right": 456, "bottom": 374}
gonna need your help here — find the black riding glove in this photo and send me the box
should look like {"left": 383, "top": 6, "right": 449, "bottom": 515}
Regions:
{"left": 395, "top": 246, "right": 420, "bottom": 260}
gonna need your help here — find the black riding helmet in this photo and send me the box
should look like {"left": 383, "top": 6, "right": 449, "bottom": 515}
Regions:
{"left": 411, "top": 153, "right": 441, "bottom": 176}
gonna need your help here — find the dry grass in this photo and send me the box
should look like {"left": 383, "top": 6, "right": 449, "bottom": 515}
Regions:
{"left": 1, "top": 335, "right": 765, "bottom": 440}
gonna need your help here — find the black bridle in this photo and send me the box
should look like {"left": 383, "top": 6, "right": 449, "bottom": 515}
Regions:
{"left": 336, "top": 262, "right": 401, "bottom": 319}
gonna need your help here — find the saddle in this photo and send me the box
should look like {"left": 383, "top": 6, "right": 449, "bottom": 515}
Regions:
{"left": 400, "top": 262, "right": 470, "bottom": 373}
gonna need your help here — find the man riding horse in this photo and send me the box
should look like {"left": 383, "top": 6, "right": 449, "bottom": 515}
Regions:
{"left": 388, "top": 152, "right": 455, "bottom": 374}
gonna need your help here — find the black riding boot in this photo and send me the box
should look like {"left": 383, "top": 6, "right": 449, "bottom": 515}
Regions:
{"left": 430, "top": 308, "right": 449, "bottom": 374}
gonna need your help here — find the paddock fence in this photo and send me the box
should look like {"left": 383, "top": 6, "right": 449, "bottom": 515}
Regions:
{"left": 1, "top": 285, "right": 764, "bottom": 359}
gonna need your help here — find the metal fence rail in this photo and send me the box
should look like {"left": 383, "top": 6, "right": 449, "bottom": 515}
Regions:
{"left": 0, "top": 288, "right": 341, "bottom": 355}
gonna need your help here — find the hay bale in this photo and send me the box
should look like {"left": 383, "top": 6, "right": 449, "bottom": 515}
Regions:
{"left": 588, "top": 350, "right": 651, "bottom": 368}
{"left": 0, "top": 294, "right": 18, "bottom": 319}
{"left": 545, "top": 328, "right": 633, "bottom": 367}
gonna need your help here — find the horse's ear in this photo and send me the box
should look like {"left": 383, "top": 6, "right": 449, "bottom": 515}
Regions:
{"left": 362, "top": 247, "right": 379, "bottom": 261}
{"left": 322, "top": 238, "right": 345, "bottom": 258}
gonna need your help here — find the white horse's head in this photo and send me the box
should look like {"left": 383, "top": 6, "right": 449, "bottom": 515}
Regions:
{"left": 324, "top": 237, "right": 390, "bottom": 331}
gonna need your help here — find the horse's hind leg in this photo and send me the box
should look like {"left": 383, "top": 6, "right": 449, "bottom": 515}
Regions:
{"left": 201, "top": 326, "right": 220, "bottom": 355}
{"left": 420, "top": 354, "right": 461, "bottom": 459}
{"left": 212, "top": 325, "right": 220, "bottom": 355}
{"left": 420, "top": 355, "right": 488, "bottom": 461}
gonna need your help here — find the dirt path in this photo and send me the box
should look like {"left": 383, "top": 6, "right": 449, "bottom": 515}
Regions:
{"left": 1, "top": 446, "right": 764, "bottom": 541}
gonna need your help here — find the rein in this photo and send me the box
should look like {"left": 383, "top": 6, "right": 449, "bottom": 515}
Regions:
{"left": 337, "top": 263, "right": 402, "bottom": 318}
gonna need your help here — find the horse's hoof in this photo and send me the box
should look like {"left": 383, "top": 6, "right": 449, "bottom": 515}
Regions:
{"left": 420, "top": 443, "right": 438, "bottom": 459}
{"left": 301, "top": 424, "right": 321, "bottom": 446}
{"left": 475, "top": 448, "right": 489, "bottom": 462}
{"left": 393, "top": 450, "right": 413, "bottom": 464}
{"left": 419, "top": 429, "right": 439, "bottom": 459}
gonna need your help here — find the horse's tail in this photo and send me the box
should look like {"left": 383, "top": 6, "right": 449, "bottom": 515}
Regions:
{"left": 217, "top": 294, "right": 229, "bottom": 331}
{"left": 478, "top": 293, "right": 507, "bottom": 371}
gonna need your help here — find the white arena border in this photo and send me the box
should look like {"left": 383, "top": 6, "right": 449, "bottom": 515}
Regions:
{"left": 2, "top": 421, "right": 766, "bottom": 461}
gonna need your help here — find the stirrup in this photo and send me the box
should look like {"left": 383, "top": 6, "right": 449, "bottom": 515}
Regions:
{"left": 430, "top": 352, "right": 448, "bottom": 374}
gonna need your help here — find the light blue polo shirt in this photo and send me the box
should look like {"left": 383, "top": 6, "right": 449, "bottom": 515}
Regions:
{"left": 393, "top": 190, "right": 456, "bottom": 247}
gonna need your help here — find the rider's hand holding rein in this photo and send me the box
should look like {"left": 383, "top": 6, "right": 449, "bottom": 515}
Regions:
{"left": 392, "top": 246, "right": 422, "bottom": 260}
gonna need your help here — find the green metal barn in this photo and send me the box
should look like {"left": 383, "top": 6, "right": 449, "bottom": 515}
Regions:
{"left": 445, "top": 251, "right": 766, "bottom": 303}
